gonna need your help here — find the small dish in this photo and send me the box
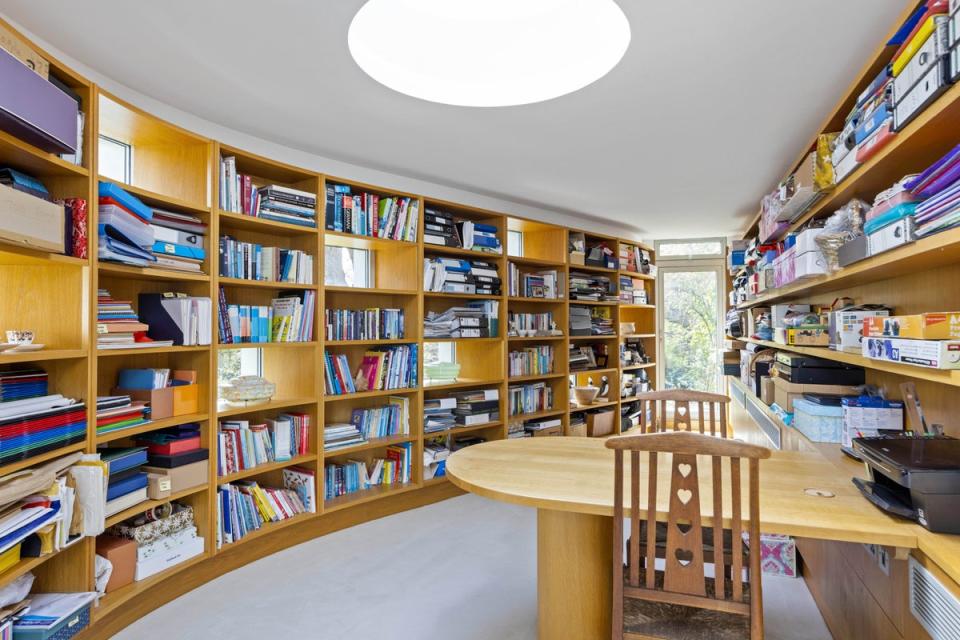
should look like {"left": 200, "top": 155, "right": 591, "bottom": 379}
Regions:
{"left": 9, "top": 344, "right": 45, "bottom": 352}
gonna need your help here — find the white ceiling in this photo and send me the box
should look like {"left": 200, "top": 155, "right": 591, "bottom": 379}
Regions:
{"left": 3, "top": 0, "right": 906, "bottom": 238}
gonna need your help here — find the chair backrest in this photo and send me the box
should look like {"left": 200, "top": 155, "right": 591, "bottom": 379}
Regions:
{"left": 606, "top": 432, "right": 770, "bottom": 628}
{"left": 633, "top": 390, "right": 731, "bottom": 438}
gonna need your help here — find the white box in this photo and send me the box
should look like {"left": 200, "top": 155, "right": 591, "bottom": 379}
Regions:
{"left": 834, "top": 146, "right": 861, "bottom": 182}
{"left": 794, "top": 228, "right": 825, "bottom": 255}
{"left": 0, "top": 183, "right": 64, "bottom": 253}
{"left": 134, "top": 534, "right": 204, "bottom": 581}
{"left": 867, "top": 217, "right": 916, "bottom": 255}
{"left": 831, "top": 309, "right": 890, "bottom": 353}
{"left": 771, "top": 304, "right": 811, "bottom": 329}
{"left": 862, "top": 336, "right": 960, "bottom": 369}
{"left": 794, "top": 250, "right": 829, "bottom": 279}
{"left": 841, "top": 399, "right": 903, "bottom": 448}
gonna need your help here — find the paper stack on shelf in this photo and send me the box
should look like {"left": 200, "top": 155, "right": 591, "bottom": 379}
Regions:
{"left": 452, "top": 388, "right": 499, "bottom": 426}
{"left": 569, "top": 307, "right": 592, "bottom": 336}
{"left": 97, "top": 181, "right": 156, "bottom": 267}
{"left": 96, "top": 289, "right": 164, "bottom": 350}
{"left": 0, "top": 394, "right": 86, "bottom": 465}
{"left": 0, "top": 369, "right": 47, "bottom": 402}
{"left": 424, "top": 361, "right": 461, "bottom": 386}
{"left": 424, "top": 396, "right": 457, "bottom": 434}
{"left": 423, "top": 442, "right": 450, "bottom": 479}
{"left": 424, "top": 305, "right": 492, "bottom": 339}
{"left": 324, "top": 423, "right": 366, "bottom": 451}
{"left": 908, "top": 145, "right": 960, "bottom": 237}
{"left": 95, "top": 395, "right": 150, "bottom": 436}
{"left": 569, "top": 271, "right": 616, "bottom": 301}
{"left": 590, "top": 307, "right": 615, "bottom": 336}
{"left": 150, "top": 208, "right": 207, "bottom": 272}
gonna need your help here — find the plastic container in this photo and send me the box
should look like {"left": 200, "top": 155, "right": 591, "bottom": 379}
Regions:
{"left": 792, "top": 397, "right": 844, "bottom": 443}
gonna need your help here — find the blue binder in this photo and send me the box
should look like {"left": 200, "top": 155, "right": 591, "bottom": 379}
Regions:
{"left": 98, "top": 181, "right": 153, "bottom": 222}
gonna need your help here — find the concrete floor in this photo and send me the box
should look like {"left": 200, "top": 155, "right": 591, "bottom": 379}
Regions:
{"left": 113, "top": 494, "right": 832, "bottom": 639}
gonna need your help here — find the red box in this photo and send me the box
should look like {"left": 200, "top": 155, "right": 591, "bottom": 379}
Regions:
{"left": 145, "top": 436, "right": 201, "bottom": 456}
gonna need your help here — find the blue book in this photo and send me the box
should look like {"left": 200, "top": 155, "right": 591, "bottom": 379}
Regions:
{"left": 106, "top": 471, "right": 148, "bottom": 501}
{"left": 98, "top": 181, "right": 153, "bottom": 221}
{"left": 101, "top": 447, "right": 148, "bottom": 475}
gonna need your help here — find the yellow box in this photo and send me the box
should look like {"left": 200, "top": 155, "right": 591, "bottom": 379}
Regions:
{"left": 787, "top": 327, "right": 829, "bottom": 346}
{"left": 114, "top": 383, "right": 201, "bottom": 420}
{"left": 863, "top": 313, "right": 960, "bottom": 340}
{"left": 0, "top": 543, "right": 20, "bottom": 574}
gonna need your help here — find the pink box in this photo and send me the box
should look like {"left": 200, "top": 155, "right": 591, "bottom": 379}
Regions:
{"left": 743, "top": 533, "right": 798, "bottom": 578}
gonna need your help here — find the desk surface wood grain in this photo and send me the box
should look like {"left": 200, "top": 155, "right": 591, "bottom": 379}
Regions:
{"left": 445, "top": 437, "right": 919, "bottom": 548}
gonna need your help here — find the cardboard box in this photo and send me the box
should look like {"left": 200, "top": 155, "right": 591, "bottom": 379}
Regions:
{"left": 0, "top": 23, "right": 48, "bottom": 79}
{"left": 587, "top": 411, "right": 615, "bottom": 437}
{"left": 863, "top": 313, "right": 960, "bottom": 340}
{"left": 771, "top": 375, "right": 860, "bottom": 413}
{"left": 0, "top": 183, "right": 64, "bottom": 253}
{"left": 787, "top": 327, "right": 830, "bottom": 346}
{"left": 760, "top": 377, "right": 775, "bottom": 406}
{"left": 830, "top": 308, "right": 890, "bottom": 353}
{"left": 95, "top": 536, "right": 136, "bottom": 592}
{"left": 569, "top": 250, "right": 585, "bottom": 266}
{"left": 140, "top": 459, "right": 207, "bottom": 493}
{"left": 135, "top": 534, "right": 204, "bottom": 581}
{"left": 115, "top": 383, "right": 201, "bottom": 420}
{"left": 862, "top": 337, "right": 960, "bottom": 370}
{"left": 146, "top": 473, "right": 172, "bottom": 500}
{"left": 530, "top": 425, "right": 562, "bottom": 437}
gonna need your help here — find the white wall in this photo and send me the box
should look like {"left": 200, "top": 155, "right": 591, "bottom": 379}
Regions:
{"left": 6, "top": 16, "right": 644, "bottom": 241}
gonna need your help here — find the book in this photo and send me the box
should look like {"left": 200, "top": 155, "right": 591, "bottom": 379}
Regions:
{"left": 325, "top": 307, "right": 404, "bottom": 341}
{"left": 219, "top": 236, "right": 313, "bottom": 284}
{"left": 324, "top": 183, "right": 418, "bottom": 241}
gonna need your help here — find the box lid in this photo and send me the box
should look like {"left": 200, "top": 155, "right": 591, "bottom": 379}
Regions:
{"left": 793, "top": 398, "right": 843, "bottom": 417}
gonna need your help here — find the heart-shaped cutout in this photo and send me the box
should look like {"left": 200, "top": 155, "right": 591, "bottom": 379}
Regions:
{"left": 675, "top": 548, "right": 693, "bottom": 566}
{"left": 676, "top": 519, "right": 692, "bottom": 534}
{"left": 677, "top": 489, "right": 692, "bottom": 505}
{"left": 677, "top": 406, "right": 687, "bottom": 416}
{"left": 678, "top": 463, "right": 692, "bottom": 478}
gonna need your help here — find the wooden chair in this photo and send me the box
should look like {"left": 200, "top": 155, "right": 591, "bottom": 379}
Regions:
{"left": 607, "top": 431, "right": 771, "bottom": 640}
{"left": 633, "top": 390, "right": 731, "bottom": 438}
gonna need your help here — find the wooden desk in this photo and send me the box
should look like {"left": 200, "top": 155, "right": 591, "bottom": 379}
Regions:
{"left": 445, "top": 437, "right": 920, "bottom": 640}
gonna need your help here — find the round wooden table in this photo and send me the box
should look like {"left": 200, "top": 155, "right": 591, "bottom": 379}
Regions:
{"left": 445, "top": 436, "right": 919, "bottom": 640}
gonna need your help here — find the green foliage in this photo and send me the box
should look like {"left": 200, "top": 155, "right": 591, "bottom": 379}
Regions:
{"left": 663, "top": 271, "right": 719, "bottom": 392}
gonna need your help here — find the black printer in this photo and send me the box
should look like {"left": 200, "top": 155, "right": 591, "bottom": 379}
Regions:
{"left": 852, "top": 435, "right": 960, "bottom": 534}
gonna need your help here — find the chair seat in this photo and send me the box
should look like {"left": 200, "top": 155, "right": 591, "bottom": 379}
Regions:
{"left": 622, "top": 568, "right": 752, "bottom": 640}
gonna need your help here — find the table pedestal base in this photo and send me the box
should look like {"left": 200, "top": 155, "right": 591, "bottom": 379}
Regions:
{"left": 537, "top": 509, "right": 613, "bottom": 640}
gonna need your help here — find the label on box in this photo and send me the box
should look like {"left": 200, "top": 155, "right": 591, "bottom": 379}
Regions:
{"left": 864, "top": 313, "right": 960, "bottom": 340}
{"left": 862, "top": 336, "right": 960, "bottom": 369}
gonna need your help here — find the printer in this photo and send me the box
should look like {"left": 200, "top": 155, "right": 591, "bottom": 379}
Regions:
{"left": 852, "top": 435, "right": 960, "bottom": 534}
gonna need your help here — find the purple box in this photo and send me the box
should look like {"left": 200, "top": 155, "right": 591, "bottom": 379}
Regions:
{"left": 0, "top": 47, "right": 77, "bottom": 153}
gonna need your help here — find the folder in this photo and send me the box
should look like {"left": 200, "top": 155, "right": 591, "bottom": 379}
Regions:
{"left": 99, "top": 231, "right": 157, "bottom": 266}
{"left": 117, "top": 368, "right": 167, "bottom": 391}
{"left": 100, "top": 447, "right": 148, "bottom": 475}
{"left": 138, "top": 293, "right": 212, "bottom": 346}
{"left": 151, "top": 240, "right": 205, "bottom": 260}
{"left": 98, "top": 181, "right": 153, "bottom": 221}
{"left": 99, "top": 203, "right": 154, "bottom": 248}
{"left": 106, "top": 471, "right": 148, "bottom": 501}
{"left": 151, "top": 224, "right": 203, "bottom": 248}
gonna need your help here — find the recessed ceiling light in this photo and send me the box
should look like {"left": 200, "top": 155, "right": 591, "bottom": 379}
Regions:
{"left": 348, "top": 0, "right": 631, "bottom": 107}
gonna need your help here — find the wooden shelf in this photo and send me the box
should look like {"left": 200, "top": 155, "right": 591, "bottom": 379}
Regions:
{"left": 217, "top": 341, "right": 318, "bottom": 350}
{"left": 508, "top": 256, "right": 566, "bottom": 268}
{"left": 507, "top": 407, "right": 567, "bottom": 422}
{"left": 104, "top": 484, "right": 208, "bottom": 528}
{"left": 323, "top": 483, "right": 419, "bottom": 514}
{"left": 0, "top": 129, "right": 89, "bottom": 178}
{"left": 422, "top": 336, "right": 501, "bottom": 343}
{"left": 220, "top": 511, "right": 318, "bottom": 548}
{"left": 508, "top": 296, "right": 565, "bottom": 304}
{"left": 569, "top": 334, "right": 618, "bottom": 341}
{"left": 507, "top": 335, "right": 566, "bottom": 342}
{"left": 738, "top": 227, "right": 960, "bottom": 309}
{"left": 0, "top": 348, "right": 87, "bottom": 364}
{"left": 422, "top": 476, "right": 449, "bottom": 487}
{"left": 0, "top": 442, "right": 86, "bottom": 477}
{"left": 324, "top": 387, "right": 418, "bottom": 401}
{"left": 217, "top": 397, "right": 317, "bottom": 418}
{"left": 743, "top": 338, "right": 960, "bottom": 388}
{"left": 0, "top": 245, "right": 88, "bottom": 267}
{"left": 424, "top": 291, "right": 502, "bottom": 300}
{"left": 94, "top": 552, "right": 209, "bottom": 621}
{"left": 218, "top": 454, "right": 317, "bottom": 484}
{"left": 569, "top": 367, "right": 618, "bottom": 376}
{"left": 218, "top": 210, "right": 317, "bottom": 235}
{"left": 217, "top": 277, "right": 317, "bottom": 290}
{"left": 325, "top": 285, "right": 418, "bottom": 296}
{"left": 96, "top": 345, "right": 209, "bottom": 357}
{"left": 569, "top": 299, "right": 619, "bottom": 306}
{"left": 422, "top": 378, "right": 501, "bottom": 392}
{"left": 96, "top": 412, "right": 210, "bottom": 445}
{"left": 619, "top": 270, "right": 655, "bottom": 280}
{"left": 0, "top": 544, "right": 76, "bottom": 587}
{"left": 324, "top": 230, "right": 415, "bottom": 248}
{"left": 569, "top": 399, "right": 617, "bottom": 412}
{"left": 423, "top": 421, "right": 503, "bottom": 439}
{"left": 569, "top": 263, "right": 618, "bottom": 274}
{"left": 619, "top": 304, "right": 656, "bottom": 310}
{"left": 622, "top": 334, "right": 656, "bottom": 339}
{"left": 621, "top": 362, "right": 656, "bottom": 371}
{"left": 507, "top": 372, "right": 565, "bottom": 382}
{"left": 101, "top": 177, "right": 210, "bottom": 215}
{"left": 422, "top": 244, "right": 504, "bottom": 260}
{"left": 324, "top": 338, "right": 413, "bottom": 346}
{"left": 322, "top": 434, "right": 416, "bottom": 457}
{"left": 98, "top": 262, "right": 209, "bottom": 282}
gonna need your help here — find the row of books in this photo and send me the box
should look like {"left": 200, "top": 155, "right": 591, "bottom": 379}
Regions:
{"left": 324, "top": 396, "right": 410, "bottom": 451}
{"left": 324, "top": 184, "right": 419, "bottom": 241}
{"left": 324, "top": 307, "right": 404, "bottom": 342}
{"left": 507, "top": 264, "right": 562, "bottom": 299}
{"left": 95, "top": 395, "right": 149, "bottom": 436}
{"left": 423, "top": 257, "right": 501, "bottom": 295}
{"left": 424, "top": 303, "right": 498, "bottom": 338}
{"left": 620, "top": 244, "right": 652, "bottom": 274}
{"left": 218, "top": 289, "right": 316, "bottom": 343}
{"left": 219, "top": 236, "right": 314, "bottom": 284}
{"left": 219, "top": 156, "right": 317, "bottom": 227}
{"left": 216, "top": 413, "right": 311, "bottom": 476}
{"left": 508, "top": 345, "right": 554, "bottom": 378}
{"left": 323, "top": 442, "right": 413, "bottom": 499}
{"left": 323, "top": 345, "right": 418, "bottom": 395}
{"left": 217, "top": 469, "right": 317, "bottom": 545}
{"left": 422, "top": 209, "right": 502, "bottom": 253}
{"left": 508, "top": 311, "right": 555, "bottom": 335}
{"left": 569, "top": 271, "right": 616, "bottom": 301}
{"left": 508, "top": 382, "right": 553, "bottom": 416}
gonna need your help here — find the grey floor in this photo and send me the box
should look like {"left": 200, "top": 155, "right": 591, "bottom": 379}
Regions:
{"left": 113, "top": 495, "right": 832, "bottom": 639}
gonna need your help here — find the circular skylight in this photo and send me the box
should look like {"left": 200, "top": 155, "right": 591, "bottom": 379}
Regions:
{"left": 348, "top": 0, "right": 631, "bottom": 107}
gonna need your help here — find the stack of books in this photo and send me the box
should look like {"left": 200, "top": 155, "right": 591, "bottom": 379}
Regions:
{"left": 452, "top": 388, "right": 499, "bottom": 426}
{"left": 508, "top": 264, "right": 562, "bottom": 299}
{"left": 324, "top": 307, "right": 404, "bottom": 341}
{"left": 569, "top": 345, "right": 597, "bottom": 371}
{"left": 524, "top": 417, "right": 563, "bottom": 435}
{"left": 100, "top": 446, "right": 149, "bottom": 516}
{"left": 424, "top": 304, "right": 497, "bottom": 338}
{"left": 424, "top": 396, "right": 457, "bottom": 434}
{"left": 423, "top": 442, "right": 450, "bottom": 479}
{"left": 0, "top": 391, "right": 85, "bottom": 465}
{"left": 323, "top": 423, "right": 365, "bottom": 451}
{"left": 219, "top": 289, "right": 316, "bottom": 343}
{"left": 217, "top": 413, "right": 310, "bottom": 475}
{"left": 509, "top": 311, "right": 555, "bottom": 336}
{"left": 0, "top": 369, "right": 47, "bottom": 402}
{"left": 95, "top": 395, "right": 150, "bottom": 436}
{"left": 569, "top": 307, "right": 592, "bottom": 336}
{"left": 150, "top": 208, "right": 207, "bottom": 272}
{"left": 96, "top": 289, "right": 157, "bottom": 350}
{"left": 590, "top": 307, "right": 615, "bottom": 336}
{"left": 423, "top": 257, "right": 501, "bottom": 295}
{"left": 324, "top": 345, "right": 418, "bottom": 395}
{"left": 218, "top": 472, "right": 316, "bottom": 544}
{"left": 507, "top": 421, "right": 530, "bottom": 439}
{"left": 620, "top": 244, "right": 651, "bottom": 274}
{"left": 508, "top": 345, "right": 554, "bottom": 377}
{"left": 569, "top": 272, "right": 616, "bottom": 301}
{"left": 97, "top": 182, "right": 155, "bottom": 267}
{"left": 219, "top": 157, "right": 317, "bottom": 228}
{"left": 324, "top": 183, "right": 419, "bottom": 241}
{"left": 508, "top": 382, "right": 552, "bottom": 416}
{"left": 325, "top": 397, "right": 409, "bottom": 450}
{"left": 219, "top": 236, "right": 313, "bottom": 283}
{"left": 323, "top": 442, "right": 412, "bottom": 499}
{"left": 618, "top": 275, "right": 634, "bottom": 303}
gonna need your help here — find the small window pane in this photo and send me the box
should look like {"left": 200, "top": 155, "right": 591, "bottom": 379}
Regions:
{"left": 658, "top": 241, "right": 722, "bottom": 258}
{"left": 324, "top": 247, "right": 372, "bottom": 287}
{"left": 98, "top": 135, "right": 131, "bottom": 183}
{"left": 218, "top": 348, "right": 262, "bottom": 385}
{"left": 507, "top": 230, "right": 523, "bottom": 257}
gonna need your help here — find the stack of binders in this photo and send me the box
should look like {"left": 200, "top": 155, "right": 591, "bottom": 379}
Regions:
{"left": 139, "top": 292, "right": 212, "bottom": 346}
{"left": 452, "top": 388, "right": 500, "bottom": 426}
{"left": 456, "top": 220, "right": 502, "bottom": 254}
{"left": 423, "top": 208, "right": 459, "bottom": 247}
{"left": 424, "top": 257, "right": 501, "bottom": 295}
{"left": 424, "top": 303, "right": 498, "bottom": 338}
{"left": 569, "top": 306, "right": 592, "bottom": 336}
{"left": 0, "top": 394, "right": 86, "bottom": 465}
{"left": 100, "top": 446, "right": 149, "bottom": 516}
{"left": 150, "top": 208, "right": 207, "bottom": 272}
{"left": 97, "top": 182, "right": 155, "bottom": 267}
{"left": 95, "top": 395, "right": 150, "bottom": 436}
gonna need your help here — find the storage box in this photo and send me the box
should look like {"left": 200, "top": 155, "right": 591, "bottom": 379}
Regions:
{"left": 107, "top": 504, "right": 195, "bottom": 545}
{"left": 771, "top": 375, "right": 860, "bottom": 413}
{"left": 146, "top": 473, "right": 172, "bottom": 500}
{"left": 760, "top": 377, "right": 775, "bottom": 406}
{"left": 830, "top": 307, "right": 890, "bottom": 353}
{"left": 95, "top": 535, "right": 136, "bottom": 592}
{"left": 530, "top": 424, "right": 562, "bottom": 437}
{"left": 771, "top": 304, "right": 811, "bottom": 329}
{"left": 12, "top": 593, "right": 95, "bottom": 640}
{"left": 837, "top": 235, "right": 868, "bottom": 267}
{"left": 867, "top": 216, "right": 915, "bottom": 255}
{"left": 862, "top": 336, "right": 960, "bottom": 369}
{"left": 135, "top": 534, "right": 204, "bottom": 581}
{"left": 793, "top": 249, "right": 829, "bottom": 279}
{"left": 140, "top": 459, "right": 208, "bottom": 493}
{"left": 775, "top": 353, "right": 865, "bottom": 385}
{"left": 863, "top": 313, "right": 960, "bottom": 340}
{"left": 0, "top": 183, "right": 65, "bottom": 253}
{"left": 775, "top": 153, "right": 822, "bottom": 222}
{"left": 0, "top": 22, "right": 49, "bottom": 79}
{"left": 0, "top": 46, "right": 77, "bottom": 153}
{"left": 786, "top": 327, "right": 830, "bottom": 346}
{"left": 587, "top": 411, "right": 615, "bottom": 437}
{"left": 568, "top": 421, "right": 587, "bottom": 437}
{"left": 792, "top": 398, "right": 843, "bottom": 443}
{"left": 115, "top": 383, "right": 201, "bottom": 420}
{"left": 569, "top": 250, "right": 585, "bottom": 266}
{"left": 841, "top": 397, "right": 903, "bottom": 448}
